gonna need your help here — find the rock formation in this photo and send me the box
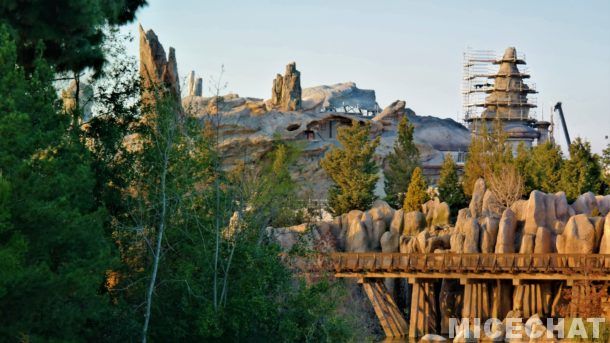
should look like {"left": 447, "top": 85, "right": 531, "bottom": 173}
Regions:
{"left": 139, "top": 25, "right": 181, "bottom": 103}
{"left": 270, "top": 62, "right": 302, "bottom": 111}
{"left": 186, "top": 70, "right": 203, "bottom": 96}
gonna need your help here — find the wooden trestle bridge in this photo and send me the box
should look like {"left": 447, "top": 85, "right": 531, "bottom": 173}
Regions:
{"left": 328, "top": 253, "right": 610, "bottom": 338}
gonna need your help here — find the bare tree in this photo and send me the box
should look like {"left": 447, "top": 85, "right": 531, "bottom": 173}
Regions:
{"left": 487, "top": 163, "right": 524, "bottom": 209}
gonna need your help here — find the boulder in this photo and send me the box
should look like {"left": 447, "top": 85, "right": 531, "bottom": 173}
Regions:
{"left": 524, "top": 191, "right": 548, "bottom": 236}
{"left": 370, "top": 219, "right": 386, "bottom": 250}
{"left": 404, "top": 211, "right": 426, "bottom": 236}
{"left": 554, "top": 192, "right": 570, "bottom": 223}
{"left": 597, "top": 195, "right": 610, "bottom": 216}
{"left": 480, "top": 216, "right": 500, "bottom": 253}
{"left": 534, "top": 226, "right": 553, "bottom": 253}
{"left": 589, "top": 216, "right": 605, "bottom": 252}
{"left": 510, "top": 199, "right": 528, "bottom": 222}
{"left": 369, "top": 199, "right": 395, "bottom": 227}
{"left": 380, "top": 231, "right": 399, "bottom": 252}
{"left": 519, "top": 233, "right": 535, "bottom": 254}
{"left": 482, "top": 189, "right": 502, "bottom": 218}
{"left": 360, "top": 211, "right": 374, "bottom": 241}
{"left": 390, "top": 209, "right": 404, "bottom": 235}
{"left": 450, "top": 232, "right": 465, "bottom": 253}
{"left": 399, "top": 234, "right": 413, "bottom": 253}
{"left": 469, "top": 178, "right": 486, "bottom": 217}
{"left": 572, "top": 192, "right": 599, "bottom": 216}
{"left": 345, "top": 220, "right": 369, "bottom": 252}
{"left": 556, "top": 214, "right": 595, "bottom": 254}
{"left": 433, "top": 202, "right": 451, "bottom": 227}
{"left": 419, "top": 333, "right": 447, "bottom": 342}
{"left": 599, "top": 213, "right": 610, "bottom": 254}
{"left": 496, "top": 208, "right": 517, "bottom": 253}
{"left": 462, "top": 218, "right": 481, "bottom": 253}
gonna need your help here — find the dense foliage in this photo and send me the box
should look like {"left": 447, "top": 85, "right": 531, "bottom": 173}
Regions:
{"left": 559, "top": 138, "right": 604, "bottom": 201}
{"left": 384, "top": 116, "right": 420, "bottom": 208}
{"left": 0, "top": 0, "right": 147, "bottom": 73}
{"left": 321, "top": 121, "right": 380, "bottom": 215}
{"left": 437, "top": 154, "right": 467, "bottom": 217}
{"left": 403, "top": 167, "right": 429, "bottom": 212}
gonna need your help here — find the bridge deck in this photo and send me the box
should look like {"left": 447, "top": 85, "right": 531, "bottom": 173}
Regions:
{"left": 331, "top": 253, "right": 610, "bottom": 282}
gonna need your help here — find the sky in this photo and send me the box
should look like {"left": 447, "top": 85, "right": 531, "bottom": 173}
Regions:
{"left": 121, "top": 0, "right": 610, "bottom": 153}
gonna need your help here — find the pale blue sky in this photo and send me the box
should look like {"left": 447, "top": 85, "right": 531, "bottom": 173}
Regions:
{"left": 122, "top": 0, "right": 610, "bottom": 153}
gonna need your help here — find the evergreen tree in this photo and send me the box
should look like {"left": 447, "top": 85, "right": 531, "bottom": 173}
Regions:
{"left": 437, "top": 154, "right": 467, "bottom": 216}
{"left": 0, "top": 0, "right": 147, "bottom": 72}
{"left": 403, "top": 167, "right": 429, "bottom": 211}
{"left": 560, "top": 137, "right": 603, "bottom": 201}
{"left": 384, "top": 116, "right": 420, "bottom": 208}
{"left": 526, "top": 141, "right": 563, "bottom": 194}
{"left": 602, "top": 143, "right": 610, "bottom": 194}
{"left": 321, "top": 121, "right": 380, "bottom": 215}
{"left": 0, "top": 28, "right": 123, "bottom": 341}
{"left": 463, "top": 119, "right": 513, "bottom": 196}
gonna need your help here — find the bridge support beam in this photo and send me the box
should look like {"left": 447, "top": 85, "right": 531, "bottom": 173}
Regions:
{"left": 360, "top": 279, "right": 408, "bottom": 337}
{"left": 408, "top": 278, "right": 438, "bottom": 338}
{"left": 462, "top": 280, "right": 491, "bottom": 322}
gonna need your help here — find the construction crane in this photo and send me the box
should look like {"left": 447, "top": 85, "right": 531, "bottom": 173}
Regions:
{"left": 553, "top": 102, "right": 571, "bottom": 149}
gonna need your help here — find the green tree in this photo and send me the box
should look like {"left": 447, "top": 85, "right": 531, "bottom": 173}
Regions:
{"left": 384, "top": 116, "right": 420, "bottom": 208}
{"left": 0, "top": 0, "right": 147, "bottom": 73}
{"left": 403, "top": 167, "right": 429, "bottom": 211}
{"left": 437, "top": 154, "right": 467, "bottom": 216}
{"left": 560, "top": 137, "right": 603, "bottom": 201}
{"left": 602, "top": 143, "right": 610, "bottom": 194}
{"left": 463, "top": 120, "right": 513, "bottom": 196}
{"left": 526, "top": 141, "right": 563, "bottom": 194}
{"left": 321, "top": 121, "right": 380, "bottom": 215}
{"left": 0, "top": 28, "right": 125, "bottom": 341}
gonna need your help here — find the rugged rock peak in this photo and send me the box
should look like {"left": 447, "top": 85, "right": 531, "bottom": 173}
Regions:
{"left": 186, "top": 70, "right": 203, "bottom": 97}
{"left": 139, "top": 25, "right": 181, "bottom": 101}
{"left": 373, "top": 100, "right": 407, "bottom": 123}
{"left": 270, "top": 62, "right": 302, "bottom": 111}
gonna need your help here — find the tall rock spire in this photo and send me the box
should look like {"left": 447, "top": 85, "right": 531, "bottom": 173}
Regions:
{"left": 270, "top": 62, "right": 302, "bottom": 111}
{"left": 139, "top": 25, "right": 181, "bottom": 104}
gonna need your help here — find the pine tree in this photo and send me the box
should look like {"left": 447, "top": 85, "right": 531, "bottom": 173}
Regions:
{"left": 527, "top": 141, "right": 563, "bottom": 194}
{"left": 0, "top": 28, "right": 122, "bottom": 340}
{"left": 560, "top": 137, "right": 603, "bottom": 201}
{"left": 321, "top": 121, "right": 380, "bottom": 215}
{"left": 384, "top": 116, "right": 420, "bottom": 208}
{"left": 602, "top": 143, "right": 610, "bottom": 194}
{"left": 437, "top": 154, "right": 467, "bottom": 216}
{"left": 403, "top": 167, "right": 429, "bottom": 212}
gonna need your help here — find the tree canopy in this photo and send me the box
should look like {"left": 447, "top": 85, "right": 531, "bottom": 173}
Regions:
{"left": 403, "top": 167, "right": 429, "bottom": 212}
{"left": 384, "top": 116, "right": 420, "bottom": 208}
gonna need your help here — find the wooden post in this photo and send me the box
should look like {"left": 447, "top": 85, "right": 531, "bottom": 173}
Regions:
{"left": 361, "top": 279, "right": 408, "bottom": 337}
{"left": 408, "top": 278, "right": 438, "bottom": 338}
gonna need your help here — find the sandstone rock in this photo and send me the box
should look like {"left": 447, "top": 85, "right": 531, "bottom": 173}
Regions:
{"left": 369, "top": 199, "right": 395, "bottom": 227}
{"left": 599, "top": 213, "right": 610, "bottom": 254}
{"left": 450, "top": 232, "right": 465, "bottom": 253}
{"left": 345, "top": 220, "right": 368, "bottom": 252}
{"left": 404, "top": 211, "right": 426, "bottom": 236}
{"left": 572, "top": 192, "right": 599, "bottom": 216}
{"left": 480, "top": 216, "right": 500, "bottom": 253}
{"left": 186, "top": 70, "right": 202, "bottom": 96}
{"left": 302, "top": 81, "right": 378, "bottom": 113}
{"left": 139, "top": 25, "right": 181, "bottom": 103}
{"left": 524, "top": 191, "right": 548, "bottom": 236}
{"left": 556, "top": 214, "right": 595, "bottom": 254}
{"left": 370, "top": 219, "right": 386, "bottom": 251}
{"left": 270, "top": 62, "right": 301, "bottom": 111}
{"left": 390, "top": 209, "right": 404, "bottom": 235}
{"left": 423, "top": 198, "right": 450, "bottom": 227}
{"left": 419, "top": 333, "right": 447, "bottom": 342}
{"left": 399, "top": 234, "right": 412, "bottom": 253}
{"left": 482, "top": 189, "right": 502, "bottom": 218}
{"left": 554, "top": 192, "right": 570, "bottom": 223}
{"left": 589, "top": 216, "right": 605, "bottom": 252}
{"left": 462, "top": 218, "right": 481, "bottom": 253}
{"left": 360, "top": 211, "right": 374, "bottom": 240}
{"left": 416, "top": 230, "right": 430, "bottom": 253}
{"left": 380, "top": 231, "right": 399, "bottom": 253}
{"left": 519, "top": 233, "right": 535, "bottom": 254}
{"left": 496, "top": 208, "right": 517, "bottom": 253}
{"left": 597, "top": 195, "right": 610, "bottom": 216}
{"left": 510, "top": 199, "right": 528, "bottom": 222}
{"left": 534, "top": 226, "right": 553, "bottom": 253}
{"left": 469, "top": 178, "right": 486, "bottom": 218}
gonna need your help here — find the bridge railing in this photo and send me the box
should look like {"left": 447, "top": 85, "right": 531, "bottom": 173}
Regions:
{"left": 330, "top": 253, "right": 610, "bottom": 276}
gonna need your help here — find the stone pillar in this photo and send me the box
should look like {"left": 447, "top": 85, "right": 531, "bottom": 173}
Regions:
{"left": 409, "top": 278, "right": 438, "bottom": 338}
